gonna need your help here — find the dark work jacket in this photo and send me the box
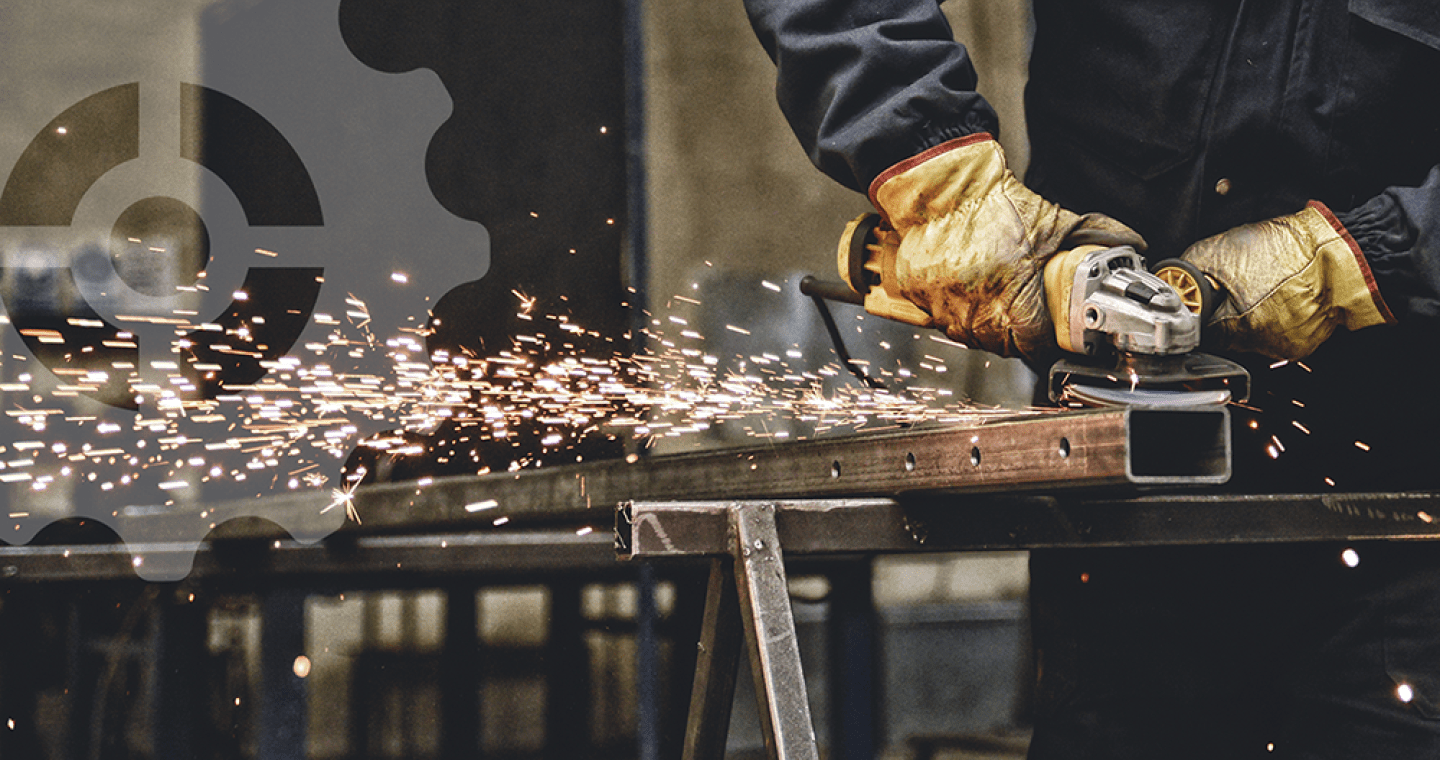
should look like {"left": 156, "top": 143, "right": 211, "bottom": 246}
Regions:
{"left": 746, "top": 0, "right": 1440, "bottom": 492}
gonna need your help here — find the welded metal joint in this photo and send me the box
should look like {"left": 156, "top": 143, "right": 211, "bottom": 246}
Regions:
{"left": 615, "top": 501, "right": 635, "bottom": 557}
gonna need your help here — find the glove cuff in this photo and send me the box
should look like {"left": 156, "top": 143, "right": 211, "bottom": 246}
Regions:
{"left": 1303, "top": 200, "right": 1398, "bottom": 329}
{"left": 867, "top": 133, "right": 999, "bottom": 222}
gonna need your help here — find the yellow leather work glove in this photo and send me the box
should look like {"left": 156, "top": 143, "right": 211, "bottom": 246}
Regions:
{"left": 1180, "top": 201, "right": 1396, "bottom": 360}
{"left": 871, "top": 133, "right": 1145, "bottom": 361}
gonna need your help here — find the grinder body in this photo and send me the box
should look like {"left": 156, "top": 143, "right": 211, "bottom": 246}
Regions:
{"left": 835, "top": 212, "right": 1249, "bottom": 407}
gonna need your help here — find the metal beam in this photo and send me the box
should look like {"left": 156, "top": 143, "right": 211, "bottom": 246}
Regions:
{"left": 7, "top": 489, "right": 1440, "bottom": 582}
{"left": 335, "top": 406, "right": 1225, "bottom": 533}
{"left": 17, "top": 406, "right": 1227, "bottom": 548}
{"left": 899, "top": 492, "right": 1440, "bottom": 550}
{"left": 619, "top": 492, "right": 1440, "bottom": 559}
{"left": 0, "top": 529, "right": 618, "bottom": 583}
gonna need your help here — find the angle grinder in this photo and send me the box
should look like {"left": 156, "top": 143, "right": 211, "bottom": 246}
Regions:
{"left": 832, "top": 213, "right": 1249, "bottom": 408}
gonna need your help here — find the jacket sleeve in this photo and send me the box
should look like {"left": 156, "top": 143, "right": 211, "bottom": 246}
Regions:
{"left": 1337, "top": 165, "right": 1440, "bottom": 323}
{"left": 743, "top": 0, "right": 1000, "bottom": 193}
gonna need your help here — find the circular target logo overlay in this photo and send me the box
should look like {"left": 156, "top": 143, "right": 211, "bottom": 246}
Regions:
{"left": 1, "top": 83, "right": 324, "bottom": 409}
{"left": 0, "top": 0, "right": 489, "bottom": 579}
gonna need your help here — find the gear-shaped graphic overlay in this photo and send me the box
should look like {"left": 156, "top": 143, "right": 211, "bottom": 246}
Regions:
{"left": 0, "top": 0, "right": 488, "bottom": 579}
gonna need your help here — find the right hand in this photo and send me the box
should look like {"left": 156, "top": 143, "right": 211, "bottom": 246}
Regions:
{"left": 869, "top": 134, "right": 1145, "bottom": 361}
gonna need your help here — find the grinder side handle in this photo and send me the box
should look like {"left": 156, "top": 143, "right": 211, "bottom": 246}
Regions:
{"left": 1150, "top": 259, "right": 1222, "bottom": 323}
{"left": 836, "top": 213, "right": 936, "bottom": 328}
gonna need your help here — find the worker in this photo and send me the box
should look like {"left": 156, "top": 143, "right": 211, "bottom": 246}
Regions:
{"left": 743, "top": 1, "right": 1440, "bottom": 757}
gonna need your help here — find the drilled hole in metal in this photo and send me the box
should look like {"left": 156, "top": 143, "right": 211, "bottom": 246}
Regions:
{"left": 904, "top": 452, "right": 916, "bottom": 472}
{"left": 830, "top": 461, "right": 842, "bottom": 479}
{"left": 1059, "top": 438, "right": 1071, "bottom": 458}
{"left": 970, "top": 447, "right": 981, "bottom": 467}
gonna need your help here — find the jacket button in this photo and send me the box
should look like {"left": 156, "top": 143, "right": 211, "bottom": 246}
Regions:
{"left": 1214, "top": 178, "right": 1233, "bottom": 196}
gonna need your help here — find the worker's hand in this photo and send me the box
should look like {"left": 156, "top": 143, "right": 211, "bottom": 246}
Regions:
{"left": 1180, "top": 201, "right": 1396, "bottom": 360}
{"left": 872, "top": 134, "right": 1144, "bottom": 361}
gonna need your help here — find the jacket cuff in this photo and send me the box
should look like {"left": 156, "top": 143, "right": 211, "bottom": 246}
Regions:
{"left": 1319, "top": 198, "right": 1411, "bottom": 323}
{"left": 910, "top": 112, "right": 996, "bottom": 155}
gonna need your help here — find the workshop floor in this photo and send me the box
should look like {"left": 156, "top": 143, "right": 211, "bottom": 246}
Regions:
{"left": 886, "top": 728, "right": 1033, "bottom": 760}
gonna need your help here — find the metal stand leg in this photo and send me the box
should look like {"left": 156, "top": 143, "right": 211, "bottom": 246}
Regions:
{"left": 733, "top": 502, "right": 820, "bottom": 760}
{"left": 683, "top": 558, "right": 743, "bottom": 760}
{"left": 681, "top": 502, "right": 821, "bottom": 760}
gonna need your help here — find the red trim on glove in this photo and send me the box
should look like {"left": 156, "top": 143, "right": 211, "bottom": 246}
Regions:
{"left": 1307, "top": 200, "right": 1398, "bottom": 325}
{"left": 867, "top": 133, "right": 995, "bottom": 211}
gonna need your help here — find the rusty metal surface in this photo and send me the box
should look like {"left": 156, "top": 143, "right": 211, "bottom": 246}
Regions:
{"left": 336, "top": 405, "right": 1227, "bottom": 536}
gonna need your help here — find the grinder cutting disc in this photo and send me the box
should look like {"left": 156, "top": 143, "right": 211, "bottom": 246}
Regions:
{"left": 1057, "top": 385, "right": 1234, "bottom": 408}
{"left": 1049, "top": 351, "right": 1250, "bottom": 408}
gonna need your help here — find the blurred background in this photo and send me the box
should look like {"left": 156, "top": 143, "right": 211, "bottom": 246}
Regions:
{"left": 0, "top": 0, "right": 1039, "bottom": 757}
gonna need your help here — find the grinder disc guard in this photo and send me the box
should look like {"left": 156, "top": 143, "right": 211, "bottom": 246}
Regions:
{"left": 1049, "top": 352, "right": 1250, "bottom": 408}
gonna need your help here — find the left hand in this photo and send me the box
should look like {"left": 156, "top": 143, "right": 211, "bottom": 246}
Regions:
{"left": 1179, "top": 201, "right": 1395, "bottom": 360}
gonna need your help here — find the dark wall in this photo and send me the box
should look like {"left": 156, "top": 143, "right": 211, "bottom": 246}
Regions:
{"left": 339, "top": 0, "right": 631, "bottom": 360}
{"left": 337, "top": 0, "right": 634, "bottom": 480}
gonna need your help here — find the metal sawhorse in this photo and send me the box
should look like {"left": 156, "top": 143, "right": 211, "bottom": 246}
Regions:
{"left": 617, "top": 492, "right": 1440, "bottom": 760}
